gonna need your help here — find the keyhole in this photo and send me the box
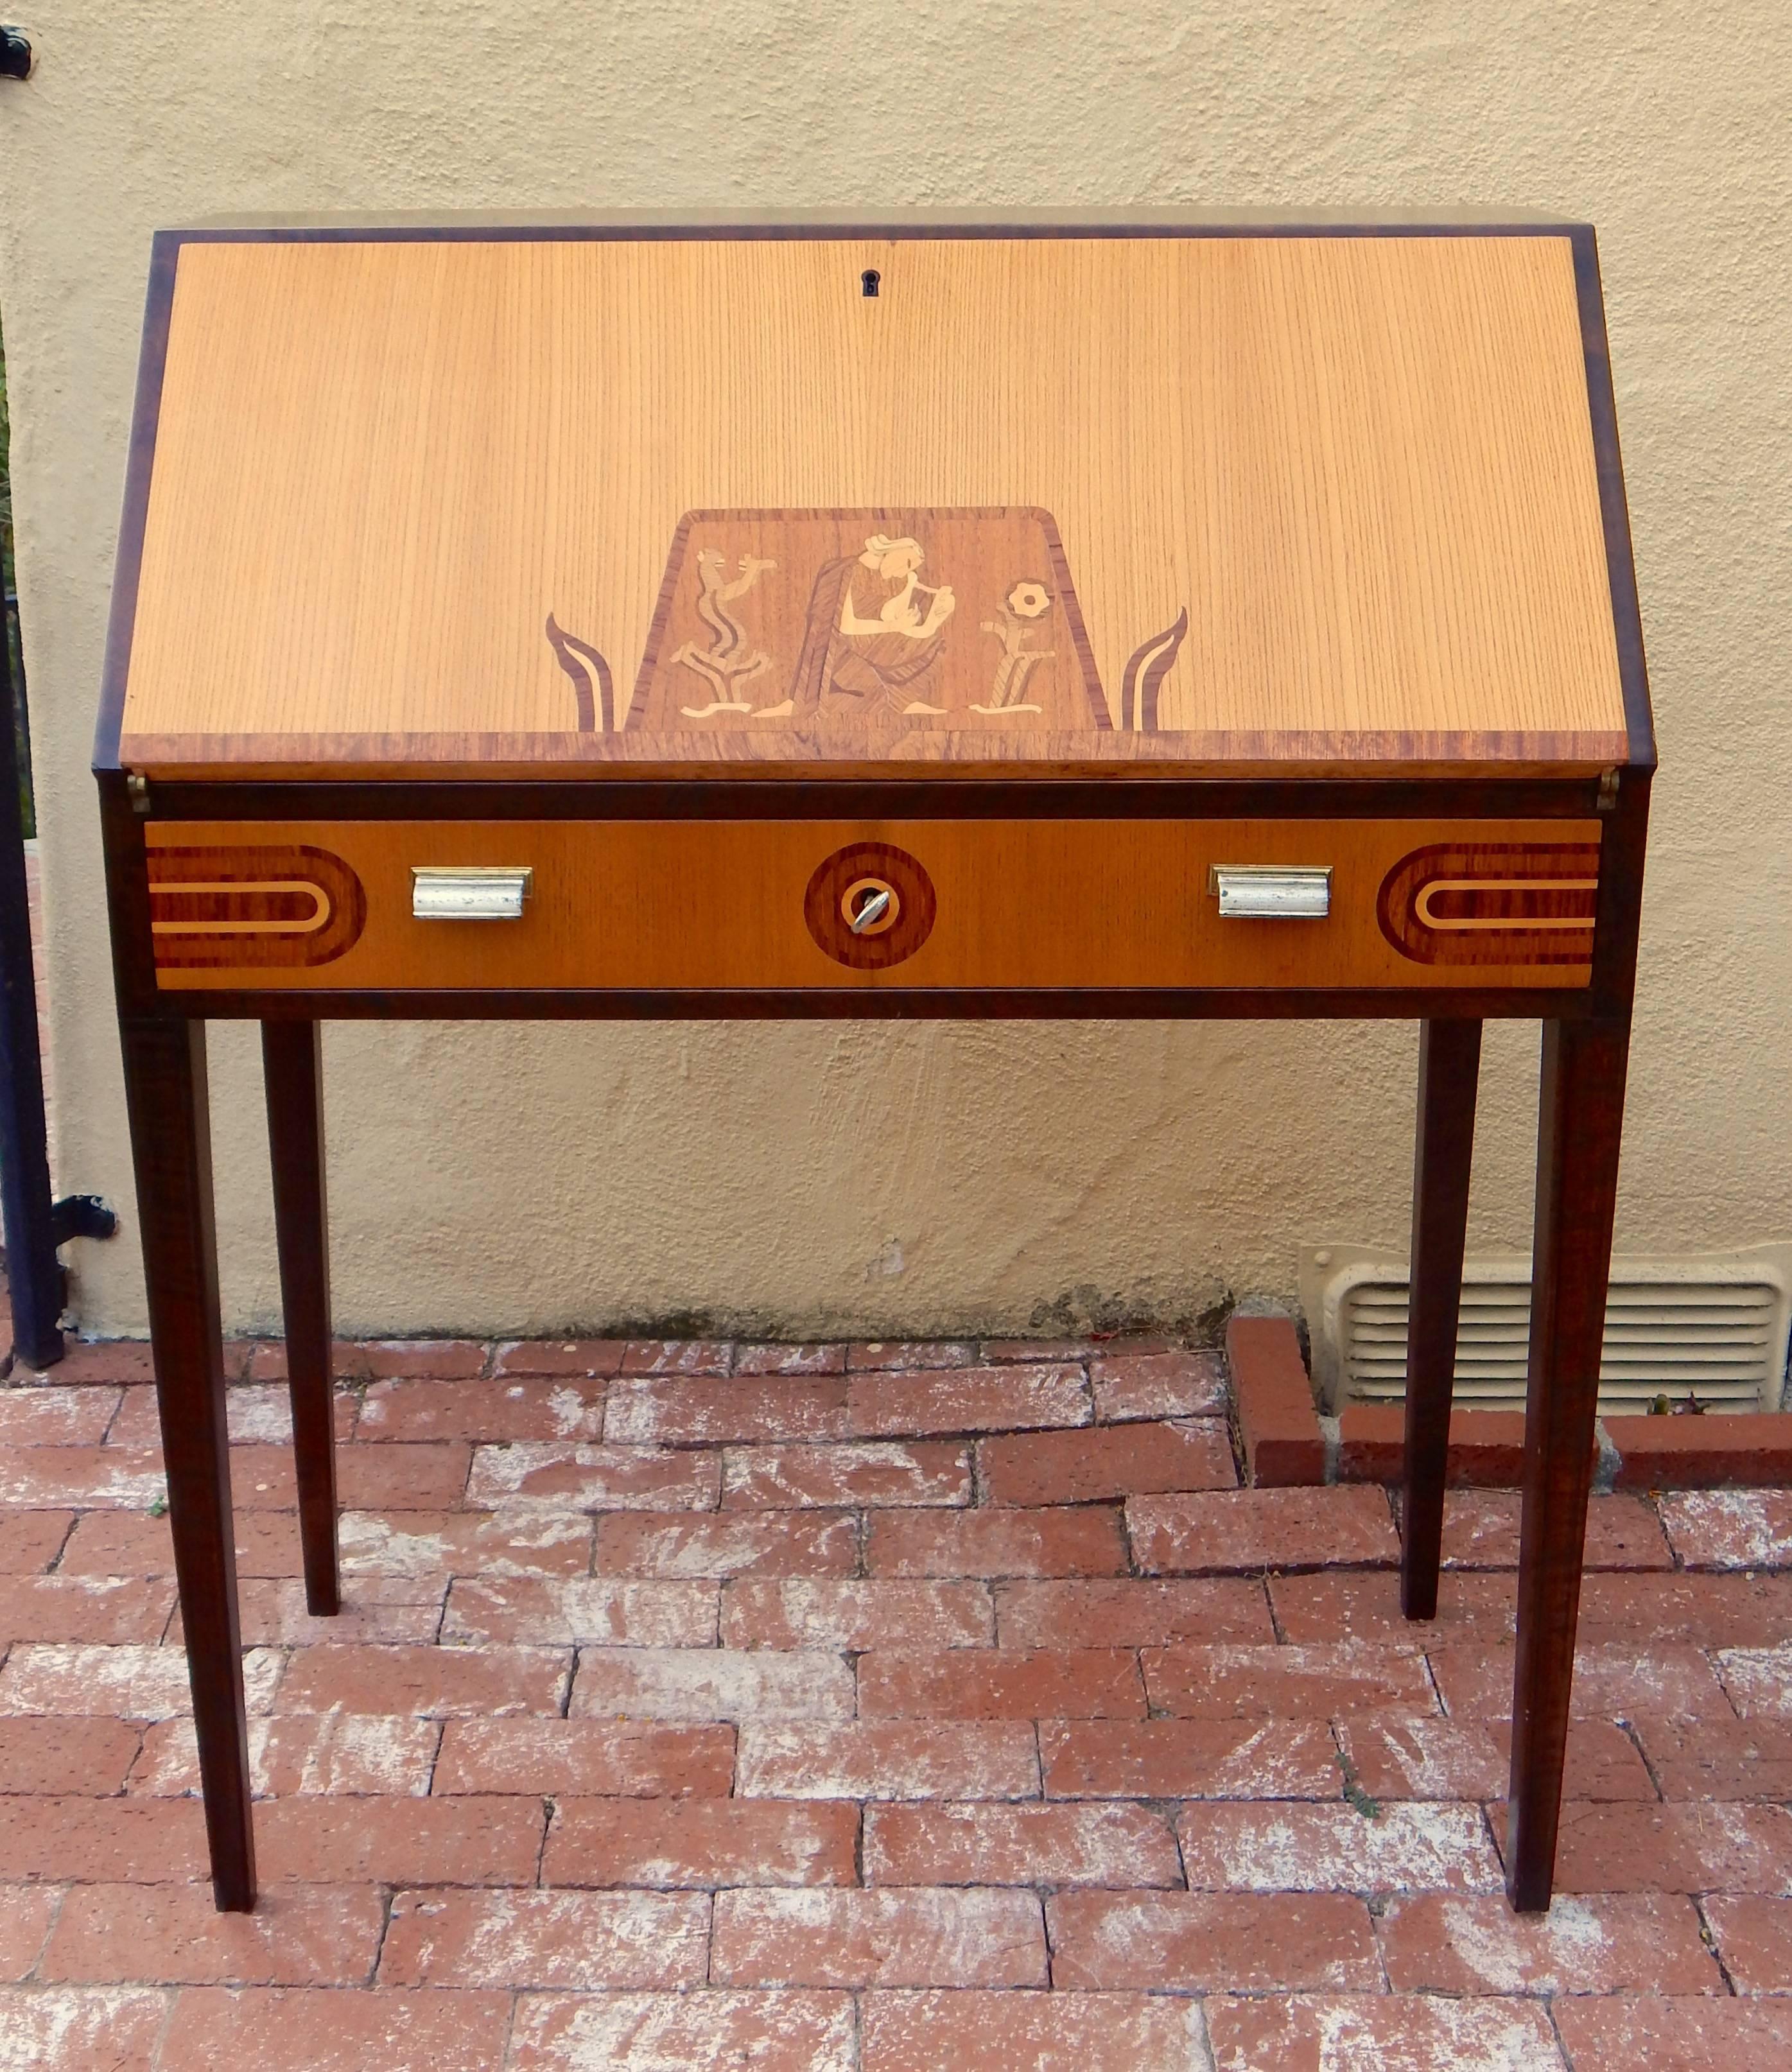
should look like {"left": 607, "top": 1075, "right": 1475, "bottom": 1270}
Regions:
{"left": 861, "top": 268, "right": 880, "bottom": 298}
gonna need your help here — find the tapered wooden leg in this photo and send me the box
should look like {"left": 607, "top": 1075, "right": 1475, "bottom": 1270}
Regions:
{"left": 120, "top": 1020, "right": 256, "bottom": 1911}
{"left": 1400, "top": 1019, "right": 1483, "bottom": 1621}
{"left": 262, "top": 1022, "right": 339, "bottom": 1617}
{"left": 1507, "top": 1016, "right": 1630, "bottom": 1912}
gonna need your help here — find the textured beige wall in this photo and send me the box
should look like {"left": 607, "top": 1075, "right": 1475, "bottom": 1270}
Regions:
{"left": 1, "top": 3, "right": 1788, "bottom": 1339}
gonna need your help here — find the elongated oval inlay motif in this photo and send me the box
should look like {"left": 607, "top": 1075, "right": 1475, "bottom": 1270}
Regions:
{"left": 148, "top": 846, "right": 367, "bottom": 970}
{"left": 1377, "top": 843, "right": 1600, "bottom": 966}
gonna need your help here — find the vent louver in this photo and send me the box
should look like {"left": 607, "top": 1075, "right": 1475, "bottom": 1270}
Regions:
{"left": 1300, "top": 1246, "right": 1792, "bottom": 1418}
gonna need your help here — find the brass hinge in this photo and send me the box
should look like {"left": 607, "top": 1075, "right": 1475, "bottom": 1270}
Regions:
{"left": 1596, "top": 768, "right": 1621, "bottom": 813}
{"left": 126, "top": 773, "right": 151, "bottom": 815}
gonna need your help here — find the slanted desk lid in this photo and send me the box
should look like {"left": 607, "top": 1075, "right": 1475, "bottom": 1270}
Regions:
{"left": 100, "top": 216, "right": 1649, "bottom": 782}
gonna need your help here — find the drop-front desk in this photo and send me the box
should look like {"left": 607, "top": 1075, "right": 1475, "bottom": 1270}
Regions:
{"left": 95, "top": 213, "right": 1652, "bottom": 1913}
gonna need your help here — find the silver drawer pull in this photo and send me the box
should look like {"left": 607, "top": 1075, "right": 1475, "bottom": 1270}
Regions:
{"left": 1210, "top": 865, "right": 1332, "bottom": 919}
{"left": 411, "top": 866, "right": 533, "bottom": 921}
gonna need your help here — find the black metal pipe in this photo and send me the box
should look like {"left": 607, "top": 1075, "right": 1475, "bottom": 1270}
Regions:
{"left": 0, "top": 580, "right": 62, "bottom": 1366}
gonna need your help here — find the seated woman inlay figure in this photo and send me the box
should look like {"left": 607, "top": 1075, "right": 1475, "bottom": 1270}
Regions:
{"left": 788, "top": 533, "right": 957, "bottom": 720}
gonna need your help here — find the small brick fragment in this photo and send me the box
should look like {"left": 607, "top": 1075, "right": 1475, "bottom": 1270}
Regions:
{"left": 1228, "top": 1314, "right": 1325, "bottom": 1484}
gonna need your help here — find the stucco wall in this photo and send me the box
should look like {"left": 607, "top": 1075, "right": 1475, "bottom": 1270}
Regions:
{"left": 1, "top": 3, "right": 1787, "bottom": 1339}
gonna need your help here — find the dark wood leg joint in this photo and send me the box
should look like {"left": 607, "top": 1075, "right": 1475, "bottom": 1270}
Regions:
{"left": 262, "top": 1021, "right": 340, "bottom": 1618}
{"left": 119, "top": 1019, "right": 256, "bottom": 1911}
{"left": 1506, "top": 1015, "right": 1631, "bottom": 1912}
{"left": 1400, "top": 1018, "right": 1483, "bottom": 1621}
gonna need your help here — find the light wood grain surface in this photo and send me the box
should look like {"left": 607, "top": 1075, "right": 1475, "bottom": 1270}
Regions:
{"left": 146, "top": 817, "right": 1601, "bottom": 993}
{"left": 117, "top": 233, "right": 1628, "bottom": 776}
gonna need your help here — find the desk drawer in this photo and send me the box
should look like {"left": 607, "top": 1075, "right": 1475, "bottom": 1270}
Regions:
{"left": 146, "top": 818, "right": 1602, "bottom": 994}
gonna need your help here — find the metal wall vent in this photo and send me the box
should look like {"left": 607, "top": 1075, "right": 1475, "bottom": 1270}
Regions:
{"left": 1300, "top": 1244, "right": 1792, "bottom": 1417}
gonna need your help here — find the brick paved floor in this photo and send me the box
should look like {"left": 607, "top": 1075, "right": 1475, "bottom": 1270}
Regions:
{"left": 3, "top": 1329, "right": 1792, "bottom": 2068}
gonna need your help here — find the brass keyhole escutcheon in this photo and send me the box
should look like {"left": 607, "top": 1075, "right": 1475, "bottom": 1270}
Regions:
{"left": 842, "top": 877, "right": 900, "bottom": 936}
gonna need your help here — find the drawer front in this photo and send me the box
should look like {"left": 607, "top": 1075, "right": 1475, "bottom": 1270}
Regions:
{"left": 146, "top": 818, "right": 1602, "bottom": 993}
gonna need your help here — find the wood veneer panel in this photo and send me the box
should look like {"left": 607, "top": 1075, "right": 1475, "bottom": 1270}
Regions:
{"left": 119, "top": 234, "right": 1626, "bottom": 770}
{"left": 146, "top": 817, "right": 1601, "bottom": 995}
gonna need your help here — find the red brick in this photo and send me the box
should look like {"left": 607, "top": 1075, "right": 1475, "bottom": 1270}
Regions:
{"left": 464, "top": 1440, "right": 718, "bottom": 1510}
{"left": 1660, "top": 1489, "right": 1792, "bottom": 1569}
{"left": 13, "top": 1338, "right": 159, "bottom": 1384}
{"left": 354, "top": 1375, "right": 605, "bottom": 1443}
{"left": 995, "top": 1576, "right": 1274, "bottom": 1647}
{"left": 275, "top": 1642, "right": 569, "bottom": 1718}
{"left": 1270, "top": 1567, "right": 1514, "bottom": 1642}
{"left": 0, "top": 1574, "right": 173, "bottom": 1644}
{"left": 721, "top": 1579, "right": 993, "bottom": 1650}
{"left": 1610, "top": 1412, "right": 1792, "bottom": 1488}
{"left": 981, "top": 1338, "right": 1093, "bottom": 1362}
{"left": 860, "top": 1648, "right": 1145, "bottom": 1720}
{"left": 0, "top": 1989, "right": 167, "bottom": 2068}
{"left": 722, "top": 1440, "right": 971, "bottom": 1508}
{"left": 0, "top": 1642, "right": 282, "bottom": 1719}
{"left": 0, "top": 1716, "right": 142, "bottom": 1793}
{"left": 1042, "top": 1718, "right": 1341, "bottom": 1799}
{"left": 257, "top": 1796, "right": 544, "bottom": 1885}
{"left": 53, "top": 1509, "right": 177, "bottom": 1577}
{"left": 1631, "top": 1712, "right": 1792, "bottom": 1800}
{"left": 131, "top": 1714, "right": 439, "bottom": 1799}
{"left": 713, "top": 1887, "right": 1047, "bottom": 1987}
{"left": 0, "top": 1509, "right": 73, "bottom": 1572}
{"left": 0, "top": 1795, "right": 209, "bottom": 1881}
{"left": 1487, "top": 1799, "right": 1792, "bottom": 1894}
{"left": 1710, "top": 1641, "right": 1792, "bottom": 1719}
{"left": 0, "top": 1445, "right": 167, "bottom": 1509}
{"left": 866, "top": 1800, "right": 1181, "bottom": 1887}
{"left": 860, "top": 1990, "right": 1206, "bottom": 2072}
{"left": 433, "top": 1717, "right": 735, "bottom": 1797}
{"left": 442, "top": 1574, "right": 717, "bottom": 1646}
{"left": 573, "top": 1644, "right": 854, "bottom": 1722}
{"left": 334, "top": 1442, "right": 472, "bottom": 1510}
{"left": 379, "top": 1888, "right": 709, "bottom": 1987}
{"left": 1228, "top": 1313, "right": 1326, "bottom": 1484}
{"left": 595, "top": 1510, "right": 857, "bottom": 1578}
{"left": 492, "top": 1337, "right": 629, "bottom": 1379}
{"left": 1703, "top": 1894, "right": 1792, "bottom": 1994}
{"left": 1179, "top": 1801, "right": 1504, "bottom": 1893}
{"left": 209, "top": 1576, "right": 447, "bottom": 1647}
{"left": 981, "top": 1419, "right": 1235, "bottom": 1508}
{"left": 108, "top": 1382, "right": 358, "bottom": 1449}
{"left": 0, "top": 1885, "right": 58, "bottom": 1980}
{"left": 1206, "top": 1994, "right": 1562, "bottom": 2071}
{"left": 1127, "top": 1485, "right": 1399, "bottom": 1573}
{"left": 604, "top": 1375, "right": 851, "bottom": 1445}
{"left": 1337, "top": 1714, "right": 1656, "bottom": 1802}
{"left": 1428, "top": 1640, "right": 1729, "bottom": 1719}
{"left": 620, "top": 1339, "right": 733, "bottom": 1374}
{"left": 1089, "top": 1348, "right": 1226, "bottom": 1423}
{"left": 543, "top": 1796, "right": 858, "bottom": 1886}
{"left": 1142, "top": 1640, "right": 1435, "bottom": 1716}
{"left": 849, "top": 1362, "right": 1089, "bottom": 1437}
{"left": 511, "top": 1990, "right": 855, "bottom": 2071}
{"left": 1579, "top": 1571, "right": 1792, "bottom": 1646}
{"left": 338, "top": 1337, "right": 491, "bottom": 1380}
{"left": 158, "top": 1986, "right": 513, "bottom": 2071}
{"left": 733, "top": 1342, "right": 848, "bottom": 1375}
{"left": 40, "top": 1883, "right": 384, "bottom": 1985}
{"left": 847, "top": 1340, "right": 975, "bottom": 1370}
{"left": 1552, "top": 1995, "right": 1792, "bottom": 2070}
{"left": 867, "top": 1506, "right": 1127, "bottom": 1578}
{"left": 1379, "top": 1890, "right": 1719, "bottom": 1993}
{"left": 0, "top": 1386, "right": 121, "bottom": 1444}
{"left": 1048, "top": 1890, "right": 1379, "bottom": 1989}
{"left": 1439, "top": 1488, "right": 1673, "bottom": 1569}
{"left": 340, "top": 1506, "right": 593, "bottom": 1579}
{"left": 736, "top": 1721, "right": 1038, "bottom": 1800}
{"left": 1337, "top": 1404, "right": 1528, "bottom": 1484}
